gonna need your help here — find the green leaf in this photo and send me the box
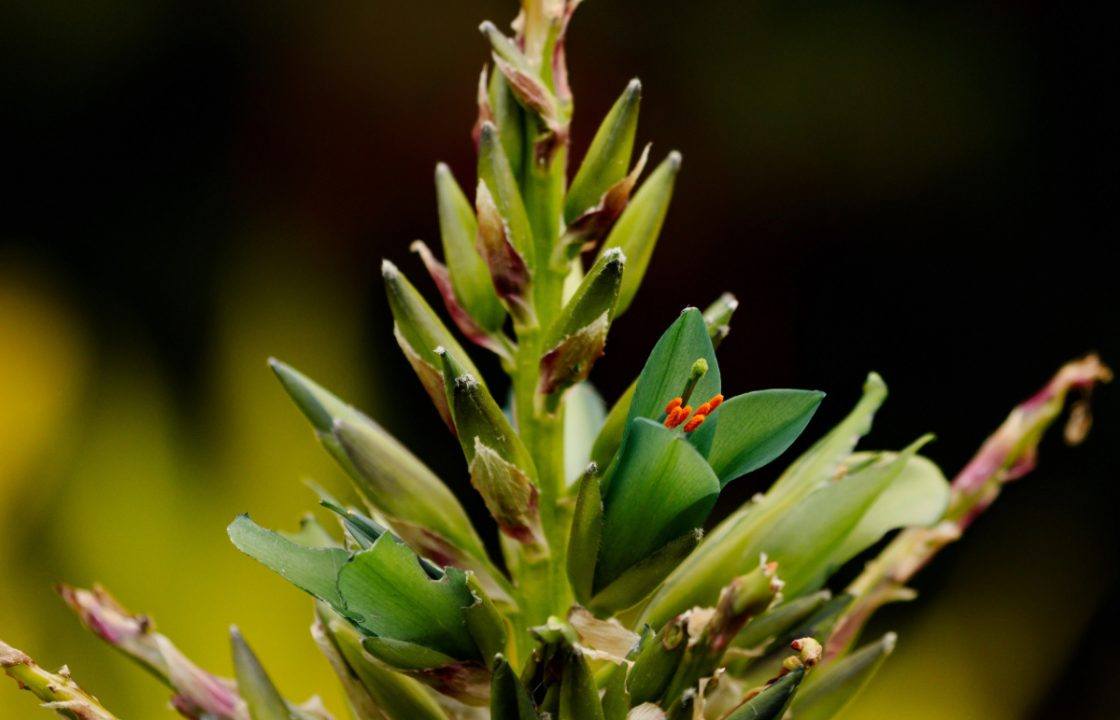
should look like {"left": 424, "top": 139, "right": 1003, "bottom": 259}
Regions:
{"left": 732, "top": 591, "right": 832, "bottom": 652}
{"left": 228, "top": 515, "right": 349, "bottom": 610}
{"left": 333, "top": 416, "right": 489, "bottom": 562}
{"left": 491, "top": 656, "right": 540, "bottom": 720}
{"left": 383, "top": 260, "right": 483, "bottom": 381}
{"left": 440, "top": 349, "right": 536, "bottom": 476}
{"left": 600, "top": 666, "right": 630, "bottom": 720}
{"left": 360, "top": 637, "right": 459, "bottom": 671}
{"left": 230, "top": 628, "right": 293, "bottom": 720}
{"left": 768, "top": 372, "right": 888, "bottom": 505}
{"left": 596, "top": 419, "right": 719, "bottom": 591}
{"left": 559, "top": 650, "right": 604, "bottom": 720}
{"left": 622, "top": 308, "right": 720, "bottom": 454}
{"left": 702, "top": 389, "right": 825, "bottom": 487}
{"left": 788, "top": 633, "right": 896, "bottom": 720}
{"left": 544, "top": 248, "right": 625, "bottom": 349}
{"left": 564, "top": 383, "right": 607, "bottom": 485}
{"left": 435, "top": 162, "right": 505, "bottom": 332}
{"left": 589, "top": 529, "right": 701, "bottom": 616}
{"left": 627, "top": 620, "right": 687, "bottom": 706}
{"left": 754, "top": 436, "right": 934, "bottom": 598}
{"left": 567, "top": 465, "right": 604, "bottom": 604}
{"left": 478, "top": 122, "right": 535, "bottom": 267}
{"left": 565, "top": 79, "right": 642, "bottom": 223}
{"left": 487, "top": 71, "right": 525, "bottom": 182}
{"left": 338, "top": 534, "right": 479, "bottom": 661}
{"left": 829, "top": 453, "right": 950, "bottom": 564}
{"left": 596, "top": 151, "right": 681, "bottom": 315}
{"left": 723, "top": 666, "right": 804, "bottom": 720}
{"left": 315, "top": 606, "right": 447, "bottom": 720}
{"left": 269, "top": 358, "right": 367, "bottom": 436}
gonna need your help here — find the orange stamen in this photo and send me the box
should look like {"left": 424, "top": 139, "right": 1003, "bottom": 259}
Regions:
{"left": 707, "top": 394, "right": 724, "bottom": 410}
{"left": 664, "top": 406, "right": 689, "bottom": 429}
{"left": 683, "top": 414, "right": 707, "bottom": 432}
{"left": 664, "top": 396, "right": 683, "bottom": 414}
{"left": 695, "top": 402, "right": 712, "bottom": 416}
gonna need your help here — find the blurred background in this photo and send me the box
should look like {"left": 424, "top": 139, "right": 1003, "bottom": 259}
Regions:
{"left": 1, "top": 0, "right": 1115, "bottom": 717}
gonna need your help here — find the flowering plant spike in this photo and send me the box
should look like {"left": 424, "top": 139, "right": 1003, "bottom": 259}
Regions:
{"left": 3, "top": 2, "right": 1111, "bottom": 719}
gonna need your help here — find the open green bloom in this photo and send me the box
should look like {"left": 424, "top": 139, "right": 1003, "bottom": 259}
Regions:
{"left": 569, "top": 307, "right": 824, "bottom": 613}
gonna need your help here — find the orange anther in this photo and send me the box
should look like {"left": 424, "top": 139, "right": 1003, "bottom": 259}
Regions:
{"left": 695, "top": 402, "right": 712, "bottom": 416}
{"left": 664, "top": 396, "right": 683, "bottom": 414}
{"left": 707, "top": 394, "right": 724, "bottom": 410}
{"left": 664, "top": 406, "right": 689, "bottom": 429}
{"left": 683, "top": 414, "right": 707, "bottom": 432}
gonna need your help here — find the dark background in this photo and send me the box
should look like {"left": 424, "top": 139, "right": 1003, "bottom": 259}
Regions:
{"left": 2, "top": 1, "right": 1115, "bottom": 717}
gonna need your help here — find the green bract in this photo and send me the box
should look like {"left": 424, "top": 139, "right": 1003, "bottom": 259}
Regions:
{"left": 5, "top": 3, "right": 1108, "bottom": 720}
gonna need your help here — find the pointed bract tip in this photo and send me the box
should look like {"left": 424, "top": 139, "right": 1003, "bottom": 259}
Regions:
{"left": 435, "top": 161, "right": 451, "bottom": 178}
{"left": 479, "top": 20, "right": 497, "bottom": 35}
{"left": 667, "top": 150, "right": 682, "bottom": 170}
{"left": 602, "top": 247, "right": 627, "bottom": 265}
{"left": 624, "top": 78, "right": 642, "bottom": 102}
{"left": 479, "top": 120, "right": 498, "bottom": 142}
{"left": 882, "top": 632, "right": 898, "bottom": 653}
{"left": 381, "top": 258, "right": 399, "bottom": 278}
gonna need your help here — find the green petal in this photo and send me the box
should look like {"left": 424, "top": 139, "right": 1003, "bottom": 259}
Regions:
{"left": 623, "top": 308, "right": 720, "bottom": 452}
{"left": 701, "top": 389, "right": 825, "bottom": 487}
{"left": 596, "top": 418, "right": 719, "bottom": 591}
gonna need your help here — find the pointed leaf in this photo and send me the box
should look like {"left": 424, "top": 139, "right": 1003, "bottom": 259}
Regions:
{"left": 567, "top": 464, "right": 604, "bottom": 604}
{"left": 314, "top": 606, "right": 447, "bottom": 720}
{"left": 724, "top": 666, "right": 804, "bottom": 720}
{"left": 230, "top": 628, "right": 292, "bottom": 720}
{"left": 829, "top": 453, "right": 950, "bottom": 564}
{"left": 559, "top": 650, "right": 604, "bottom": 720}
{"left": 440, "top": 349, "right": 536, "bottom": 476}
{"left": 565, "top": 79, "right": 642, "bottom": 223}
{"left": 487, "top": 70, "right": 525, "bottom": 182}
{"left": 597, "top": 151, "right": 681, "bottom": 315}
{"left": 491, "top": 655, "right": 540, "bottom": 720}
{"left": 228, "top": 515, "right": 349, "bottom": 610}
{"left": 589, "top": 529, "right": 702, "bottom": 615}
{"left": 435, "top": 163, "right": 505, "bottom": 332}
{"left": 333, "top": 417, "right": 489, "bottom": 562}
{"left": 755, "top": 436, "right": 934, "bottom": 598}
{"left": 702, "top": 292, "right": 740, "bottom": 347}
{"left": 478, "top": 122, "right": 535, "bottom": 267}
